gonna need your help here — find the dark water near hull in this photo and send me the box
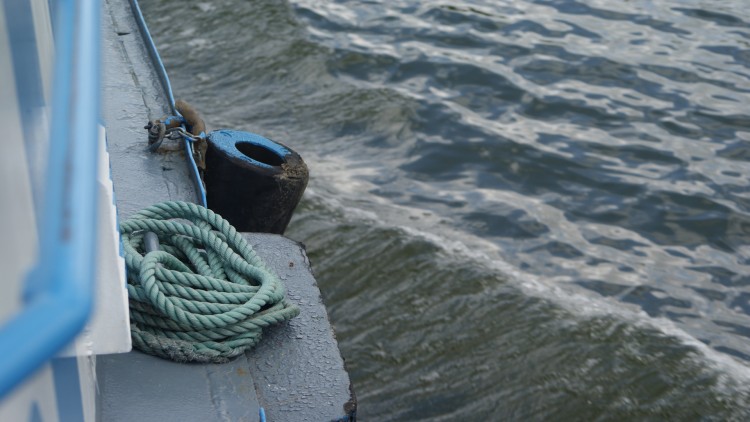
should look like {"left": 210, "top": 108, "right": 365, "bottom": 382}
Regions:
{"left": 144, "top": 0, "right": 750, "bottom": 419}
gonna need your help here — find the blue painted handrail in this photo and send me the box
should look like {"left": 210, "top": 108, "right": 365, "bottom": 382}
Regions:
{"left": 0, "top": 0, "right": 100, "bottom": 398}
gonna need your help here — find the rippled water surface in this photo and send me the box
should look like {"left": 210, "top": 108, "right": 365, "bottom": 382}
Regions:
{"left": 144, "top": 0, "right": 750, "bottom": 419}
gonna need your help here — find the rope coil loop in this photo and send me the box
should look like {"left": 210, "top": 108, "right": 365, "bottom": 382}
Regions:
{"left": 120, "top": 201, "right": 300, "bottom": 363}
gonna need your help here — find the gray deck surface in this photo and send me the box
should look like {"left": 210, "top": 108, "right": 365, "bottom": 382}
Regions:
{"left": 98, "top": 0, "right": 355, "bottom": 420}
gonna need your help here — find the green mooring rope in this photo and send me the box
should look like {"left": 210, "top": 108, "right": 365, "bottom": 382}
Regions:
{"left": 120, "top": 201, "right": 300, "bottom": 363}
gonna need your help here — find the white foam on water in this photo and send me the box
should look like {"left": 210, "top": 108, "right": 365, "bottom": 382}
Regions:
{"left": 302, "top": 154, "right": 750, "bottom": 391}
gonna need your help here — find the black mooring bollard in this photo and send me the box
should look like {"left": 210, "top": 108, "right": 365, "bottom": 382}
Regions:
{"left": 204, "top": 130, "right": 308, "bottom": 234}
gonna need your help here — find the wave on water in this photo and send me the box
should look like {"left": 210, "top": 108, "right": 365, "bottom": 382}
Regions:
{"left": 303, "top": 154, "right": 750, "bottom": 384}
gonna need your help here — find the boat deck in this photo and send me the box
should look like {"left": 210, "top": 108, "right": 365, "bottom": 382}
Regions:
{"left": 97, "top": 0, "right": 355, "bottom": 420}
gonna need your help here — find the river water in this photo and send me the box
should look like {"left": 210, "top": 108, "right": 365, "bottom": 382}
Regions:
{"left": 143, "top": 0, "right": 750, "bottom": 419}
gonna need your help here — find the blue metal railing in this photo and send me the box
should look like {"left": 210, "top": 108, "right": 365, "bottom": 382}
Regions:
{"left": 0, "top": 0, "right": 100, "bottom": 398}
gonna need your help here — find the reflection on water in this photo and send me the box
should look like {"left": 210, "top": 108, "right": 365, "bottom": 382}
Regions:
{"left": 144, "top": 0, "right": 750, "bottom": 419}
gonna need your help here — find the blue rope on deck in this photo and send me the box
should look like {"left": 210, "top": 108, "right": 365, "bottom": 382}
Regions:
{"left": 128, "top": 0, "right": 207, "bottom": 207}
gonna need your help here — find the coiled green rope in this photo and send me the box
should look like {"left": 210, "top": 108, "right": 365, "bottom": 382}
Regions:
{"left": 120, "top": 201, "right": 300, "bottom": 363}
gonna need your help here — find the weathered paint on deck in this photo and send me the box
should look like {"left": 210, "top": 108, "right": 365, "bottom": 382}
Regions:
{"left": 98, "top": 0, "right": 355, "bottom": 419}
